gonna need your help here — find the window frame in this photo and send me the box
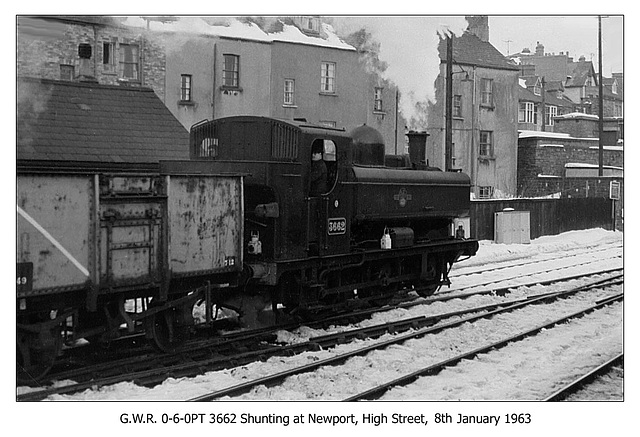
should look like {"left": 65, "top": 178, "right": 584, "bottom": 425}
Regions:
{"left": 480, "top": 78, "right": 493, "bottom": 106}
{"left": 478, "top": 186, "right": 493, "bottom": 199}
{"left": 320, "top": 61, "right": 336, "bottom": 94}
{"left": 519, "top": 101, "right": 537, "bottom": 124}
{"left": 102, "top": 41, "right": 116, "bottom": 73}
{"left": 284, "top": 79, "right": 295, "bottom": 106}
{"left": 453, "top": 94, "right": 462, "bottom": 118}
{"left": 545, "top": 105, "right": 557, "bottom": 126}
{"left": 180, "top": 74, "right": 193, "bottom": 102}
{"left": 374, "top": 87, "right": 384, "bottom": 112}
{"left": 118, "top": 43, "right": 140, "bottom": 81}
{"left": 222, "top": 54, "right": 240, "bottom": 88}
{"left": 479, "top": 130, "right": 494, "bottom": 157}
{"left": 59, "top": 64, "right": 75, "bottom": 81}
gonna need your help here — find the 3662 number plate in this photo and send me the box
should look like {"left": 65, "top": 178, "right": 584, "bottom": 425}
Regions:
{"left": 327, "top": 217, "right": 346, "bottom": 235}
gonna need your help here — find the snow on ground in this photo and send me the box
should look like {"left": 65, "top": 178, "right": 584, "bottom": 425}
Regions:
{"left": 19, "top": 228, "right": 624, "bottom": 402}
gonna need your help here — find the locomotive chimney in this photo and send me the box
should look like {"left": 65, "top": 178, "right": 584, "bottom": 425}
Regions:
{"left": 407, "top": 131, "right": 428, "bottom": 169}
{"left": 77, "top": 43, "right": 97, "bottom": 83}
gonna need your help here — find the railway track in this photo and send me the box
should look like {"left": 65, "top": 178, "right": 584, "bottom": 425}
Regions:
{"left": 18, "top": 271, "right": 621, "bottom": 401}
{"left": 24, "top": 246, "right": 622, "bottom": 385}
{"left": 186, "top": 273, "right": 622, "bottom": 401}
{"left": 543, "top": 353, "right": 624, "bottom": 401}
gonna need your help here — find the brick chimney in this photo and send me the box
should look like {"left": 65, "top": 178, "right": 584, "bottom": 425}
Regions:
{"left": 465, "top": 16, "right": 489, "bottom": 42}
{"left": 77, "top": 43, "right": 97, "bottom": 83}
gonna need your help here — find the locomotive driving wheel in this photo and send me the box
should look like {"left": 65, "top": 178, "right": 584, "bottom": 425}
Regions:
{"left": 363, "top": 262, "right": 398, "bottom": 306}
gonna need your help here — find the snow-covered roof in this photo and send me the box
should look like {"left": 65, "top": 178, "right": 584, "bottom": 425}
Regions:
{"left": 519, "top": 130, "right": 571, "bottom": 139}
{"left": 121, "top": 16, "right": 356, "bottom": 51}
{"left": 565, "top": 162, "right": 623, "bottom": 170}
{"left": 555, "top": 112, "right": 599, "bottom": 120}
{"left": 519, "top": 130, "right": 600, "bottom": 142}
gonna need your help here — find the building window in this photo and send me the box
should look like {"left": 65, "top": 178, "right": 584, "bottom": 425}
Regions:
{"left": 478, "top": 186, "right": 493, "bottom": 199}
{"left": 223, "top": 54, "right": 240, "bottom": 88}
{"left": 319, "top": 121, "right": 337, "bottom": 128}
{"left": 533, "top": 82, "right": 541, "bottom": 96}
{"left": 103, "top": 42, "right": 116, "bottom": 72}
{"left": 545, "top": 105, "right": 557, "bottom": 126}
{"left": 284, "top": 79, "right": 295, "bottom": 105}
{"left": 480, "top": 78, "right": 493, "bottom": 106}
{"left": 479, "top": 131, "right": 493, "bottom": 157}
{"left": 60, "top": 64, "right": 74, "bottom": 81}
{"left": 119, "top": 43, "right": 140, "bottom": 80}
{"left": 453, "top": 95, "right": 462, "bottom": 118}
{"left": 611, "top": 81, "right": 618, "bottom": 94}
{"left": 519, "top": 101, "right": 537, "bottom": 124}
{"left": 180, "top": 75, "right": 192, "bottom": 102}
{"left": 301, "top": 17, "right": 320, "bottom": 34}
{"left": 321, "top": 62, "right": 336, "bottom": 93}
{"left": 374, "top": 87, "right": 383, "bottom": 112}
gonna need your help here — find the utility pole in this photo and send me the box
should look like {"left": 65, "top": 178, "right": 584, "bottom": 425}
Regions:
{"left": 503, "top": 39, "right": 512, "bottom": 55}
{"left": 598, "top": 15, "right": 604, "bottom": 176}
{"left": 445, "top": 34, "right": 453, "bottom": 172}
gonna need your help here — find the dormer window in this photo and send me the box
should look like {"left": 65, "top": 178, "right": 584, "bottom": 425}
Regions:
{"left": 532, "top": 78, "right": 541, "bottom": 96}
{"left": 612, "top": 81, "right": 618, "bottom": 94}
{"left": 300, "top": 16, "right": 320, "bottom": 34}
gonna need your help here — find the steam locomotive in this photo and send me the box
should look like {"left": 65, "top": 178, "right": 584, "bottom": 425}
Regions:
{"left": 17, "top": 115, "right": 477, "bottom": 382}
{"left": 168, "top": 116, "right": 479, "bottom": 322}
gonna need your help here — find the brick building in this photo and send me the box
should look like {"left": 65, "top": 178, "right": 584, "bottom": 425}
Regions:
{"left": 517, "top": 114, "right": 623, "bottom": 229}
{"left": 17, "top": 15, "right": 406, "bottom": 154}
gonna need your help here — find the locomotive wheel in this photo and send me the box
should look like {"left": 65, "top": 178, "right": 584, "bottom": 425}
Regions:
{"left": 362, "top": 263, "right": 398, "bottom": 306}
{"left": 146, "top": 307, "right": 188, "bottom": 353}
{"left": 17, "top": 325, "right": 62, "bottom": 384}
{"left": 415, "top": 256, "right": 442, "bottom": 297}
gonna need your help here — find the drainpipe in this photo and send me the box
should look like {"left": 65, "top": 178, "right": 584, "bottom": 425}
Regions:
{"left": 212, "top": 43, "right": 217, "bottom": 119}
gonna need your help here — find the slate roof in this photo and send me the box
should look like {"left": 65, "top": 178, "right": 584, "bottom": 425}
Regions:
{"left": 439, "top": 31, "right": 520, "bottom": 71}
{"left": 517, "top": 85, "right": 571, "bottom": 108}
{"left": 17, "top": 77, "right": 189, "bottom": 166}
{"left": 565, "top": 61, "right": 596, "bottom": 87}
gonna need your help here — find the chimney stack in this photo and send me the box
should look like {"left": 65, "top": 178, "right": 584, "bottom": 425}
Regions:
{"left": 77, "top": 43, "right": 97, "bottom": 83}
{"left": 465, "top": 16, "right": 489, "bottom": 42}
{"left": 407, "top": 131, "right": 429, "bottom": 169}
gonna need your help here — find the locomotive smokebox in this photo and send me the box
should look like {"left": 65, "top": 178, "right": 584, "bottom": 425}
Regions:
{"left": 407, "top": 131, "right": 429, "bottom": 169}
{"left": 348, "top": 124, "right": 385, "bottom": 166}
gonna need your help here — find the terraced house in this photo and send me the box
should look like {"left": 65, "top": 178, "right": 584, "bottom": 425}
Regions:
{"left": 16, "top": 15, "right": 406, "bottom": 153}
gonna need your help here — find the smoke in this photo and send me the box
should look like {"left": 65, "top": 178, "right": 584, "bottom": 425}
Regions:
{"left": 329, "top": 16, "right": 468, "bottom": 129}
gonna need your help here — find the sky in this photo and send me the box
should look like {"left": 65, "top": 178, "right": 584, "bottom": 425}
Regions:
{"left": 488, "top": 15, "right": 624, "bottom": 75}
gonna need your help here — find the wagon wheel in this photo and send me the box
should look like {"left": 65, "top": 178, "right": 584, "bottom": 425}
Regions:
{"left": 17, "top": 324, "right": 62, "bottom": 384}
{"left": 146, "top": 305, "right": 189, "bottom": 353}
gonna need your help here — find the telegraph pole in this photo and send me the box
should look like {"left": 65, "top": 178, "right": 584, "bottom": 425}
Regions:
{"left": 598, "top": 15, "right": 604, "bottom": 176}
{"left": 445, "top": 34, "right": 453, "bottom": 172}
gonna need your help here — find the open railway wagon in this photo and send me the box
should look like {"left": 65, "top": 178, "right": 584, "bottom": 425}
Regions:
{"left": 16, "top": 169, "right": 243, "bottom": 381}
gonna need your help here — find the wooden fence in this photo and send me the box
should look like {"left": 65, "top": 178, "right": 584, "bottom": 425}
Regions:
{"left": 469, "top": 197, "right": 616, "bottom": 241}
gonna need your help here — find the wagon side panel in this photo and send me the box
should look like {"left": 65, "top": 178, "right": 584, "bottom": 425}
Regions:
{"left": 17, "top": 174, "right": 93, "bottom": 295}
{"left": 168, "top": 175, "right": 243, "bottom": 278}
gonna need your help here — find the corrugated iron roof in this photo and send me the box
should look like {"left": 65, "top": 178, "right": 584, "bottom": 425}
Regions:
{"left": 17, "top": 77, "right": 189, "bottom": 165}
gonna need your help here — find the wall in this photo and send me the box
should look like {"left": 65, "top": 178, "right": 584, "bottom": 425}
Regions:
{"left": 17, "top": 17, "right": 167, "bottom": 100}
{"left": 427, "top": 64, "right": 519, "bottom": 197}
{"left": 161, "top": 33, "right": 216, "bottom": 129}
{"left": 470, "top": 197, "right": 617, "bottom": 240}
{"left": 270, "top": 41, "right": 364, "bottom": 130}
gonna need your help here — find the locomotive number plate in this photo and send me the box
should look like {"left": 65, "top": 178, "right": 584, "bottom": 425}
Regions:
{"left": 327, "top": 217, "right": 347, "bottom": 235}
